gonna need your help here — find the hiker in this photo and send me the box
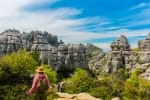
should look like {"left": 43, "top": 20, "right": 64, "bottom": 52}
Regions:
{"left": 26, "top": 66, "right": 50, "bottom": 100}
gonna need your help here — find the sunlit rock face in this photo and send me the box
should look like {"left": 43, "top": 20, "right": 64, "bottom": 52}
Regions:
{"left": 22, "top": 30, "right": 58, "bottom": 50}
{"left": 138, "top": 33, "right": 150, "bottom": 64}
{"left": 49, "top": 44, "right": 88, "bottom": 72}
{"left": 31, "top": 35, "right": 55, "bottom": 64}
{"left": 0, "top": 29, "right": 23, "bottom": 55}
{"left": 106, "top": 35, "right": 137, "bottom": 73}
{"left": 0, "top": 29, "right": 88, "bottom": 74}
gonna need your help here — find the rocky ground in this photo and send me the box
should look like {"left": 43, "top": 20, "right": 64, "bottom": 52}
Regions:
{"left": 55, "top": 92, "right": 121, "bottom": 100}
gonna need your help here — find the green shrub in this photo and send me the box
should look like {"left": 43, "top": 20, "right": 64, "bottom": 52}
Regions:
{"left": 42, "top": 64, "right": 57, "bottom": 84}
{"left": 122, "top": 82, "right": 139, "bottom": 100}
{"left": 63, "top": 68, "right": 94, "bottom": 93}
{"left": 90, "top": 86, "right": 112, "bottom": 100}
{"left": 0, "top": 50, "right": 38, "bottom": 99}
{"left": 0, "top": 49, "right": 38, "bottom": 80}
{"left": 138, "top": 79, "right": 150, "bottom": 100}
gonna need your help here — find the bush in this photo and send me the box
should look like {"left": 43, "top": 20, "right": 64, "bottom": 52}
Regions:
{"left": 62, "top": 68, "right": 94, "bottom": 93}
{"left": 122, "top": 82, "right": 139, "bottom": 100}
{"left": 0, "top": 49, "right": 38, "bottom": 81}
{"left": 90, "top": 86, "right": 112, "bottom": 100}
{"left": 42, "top": 64, "right": 57, "bottom": 84}
{"left": 0, "top": 50, "right": 38, "bottom": 99}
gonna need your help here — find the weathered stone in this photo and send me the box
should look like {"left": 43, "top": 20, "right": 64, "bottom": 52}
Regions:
{"left": 0, "top": 29, "right": 23, "bottom": 54}
{"left": 0, "top": 29, "right": 88, "bottom": 76}
{"left": 138, "top": 33, "right": 150, "bottom": 63}
{"left": 55, "top": 92, "right": 101, "bottom": 100}
{"left": 111, "top": 97, "right": 121, "bottom": 100}
{"left": 22, "top": 30, "right": 58, "bottom": 50}
{"left": 106, "top": 35, "right": 137, "bottom": 73}
{"left": 31, "top": 35, "right": 54, "bottom": 64}
{"left": 140, "top": 67, "right": 150, "bottom": 80}
{"left": 53, "top": 44, "right": 88, "bottom": 73}
{"left": 87, "top": 43, "right": 105, "bottom": 74}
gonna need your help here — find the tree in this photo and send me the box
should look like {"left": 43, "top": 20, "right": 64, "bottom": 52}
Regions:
{"left": 0, "top": 50, "right": 38, "bottom": 99}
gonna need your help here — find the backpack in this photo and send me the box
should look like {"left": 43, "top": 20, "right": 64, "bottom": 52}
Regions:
{"left": 37, "top": 77, "right": 48, "bottom": 93}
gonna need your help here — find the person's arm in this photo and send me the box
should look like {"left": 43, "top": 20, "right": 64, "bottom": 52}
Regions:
{"left": 26, "top": 74, "right": 39, "bottom": 96}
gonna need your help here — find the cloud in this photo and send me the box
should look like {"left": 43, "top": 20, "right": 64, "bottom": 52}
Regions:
{"left": 129, "top": 2, "right": 148, "bottom": 10}
{"left": 108, "top": 5, "right": 150, "bottom": 30}
{"left": 0, "top": 0, "right": 149, "bottom": 51}
{"left": 0, "top": 0, "right": 109, "bottom": 44}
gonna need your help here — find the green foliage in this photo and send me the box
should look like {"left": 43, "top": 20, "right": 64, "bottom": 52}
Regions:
{"left": 90, "top": 86, "right": 112, "bottom": 100}
{"left": 122, "top": 82, "right": 139, "bottom": 100}
{"left": 138, "top": 79, "right": 150, "bottom": 100}
{"left": 0, "top": 84, "right": 28, "bottom": 100}
{"left": 63, "top": 68, "right": 94, "bottom": 93}
{"left": 47, "top": 88, "right": 58, "bottom": 100}
{"left": 131, "top": 48, "right": 140, "bottom": 53}
{"left": 122, "top": 78, "right": 150, "bottom": 100}
{"left": 127, "top": 68, "right": 142, "bottom": 87}
{"left": 30, "top": 51, "right": 41, "bottom": 65}
{"left": 0, "top": 49, "right": 38, "bottom": 78}
{"left": 42, "top": 64, "right": 57, "bottom": 84}
{"left": 0, "top": 50, "right": 38, "bottom": 99}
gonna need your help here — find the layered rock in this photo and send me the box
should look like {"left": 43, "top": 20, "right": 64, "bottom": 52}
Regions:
{"left": 22, "top": 30, "right": 58, "bottom": 50}
{"left": 87, "top": 43, "right": 105, "bottom": 73}
{"left": 138, "top": 33, "right": 150, "bottom": 64}
{"left": 0, "top": 29, "right": 23, "bottom": 55}
{"left": 0, "top": 29, "right": 88, "bottom": 74}
{"left": 140, "top": 67, "right": 150, "bottom": 80}
{"left": 106, "top": 35, "right": 137, "bottom": 73}
{"left": 31, "top": 35, "right": 55, "bottom": 64}
{"left": 50, "top": 44, "right": 88, "bottom": 72}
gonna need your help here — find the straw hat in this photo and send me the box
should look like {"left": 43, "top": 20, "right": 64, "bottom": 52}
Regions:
{"left": 35, "top": 66, "right": 45, "bottom": 73}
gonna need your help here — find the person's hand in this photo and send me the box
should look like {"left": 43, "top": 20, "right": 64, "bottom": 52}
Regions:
{"left": 26, "top": 90, "right": 32, "bottom": 96}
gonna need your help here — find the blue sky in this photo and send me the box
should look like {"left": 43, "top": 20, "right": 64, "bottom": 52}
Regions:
{"left": 0, "top": 0, "right": 150, "bottom": 51}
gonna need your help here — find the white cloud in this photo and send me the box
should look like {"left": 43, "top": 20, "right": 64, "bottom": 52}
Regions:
{"left": 129, "top": 2, "right": 150, "bottom": 10}
{"left": 0, "top": 0, "right": 149, "bottom": 51}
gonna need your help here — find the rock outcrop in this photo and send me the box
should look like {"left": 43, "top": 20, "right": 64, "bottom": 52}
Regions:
{"left": 87, "top": 43, "right": 105, "bottom": 74}
{"left": 50, "top": 44, "right": 88, "bottom": 73}
{"left": 0, "top": 29, "right": 88, "bottom": 75}
{"left": 22, "top": 30, "right": 58, "bottom": 50}
{"left": 138, "top": 33, "right": 150, "bottom": 64}
{"left": 55, "top": 92, "right": 101, "bottom": 100}
{"left": 140, "top": 67, "right": 150, "bottom": 80}
{"left": 0, "top": 29, "right": 23, "bottom": 56}
{"left": 106, "top": 35, "right": 138, "bottom": 73}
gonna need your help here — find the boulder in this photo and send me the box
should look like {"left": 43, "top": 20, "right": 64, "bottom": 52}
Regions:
{"left": 55, "top": 92, "right": 101, "bottom": 100}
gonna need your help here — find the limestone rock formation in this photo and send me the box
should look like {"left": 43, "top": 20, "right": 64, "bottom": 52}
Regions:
{"left": 138, "top": 33, "right": 150, "bottom": 64}
{"left": 86, "top": 43, "right": 105, "bottom": 73}
{"left": 140, "top": 67, "right": 150, "bottom": 80}
{"left": 0, "top": 29, "right": 88, "bottom": 75}
{"left": 31, "top": 35, "right": 55, "bottom": 64}
{"left": 106, "top": 35, "right": 137, "bottom": 73}
{"left": 22, "top": 30, "right": 58, "bottom": 50}
{"left": 50, "top": 44, "right": 88, "bottom": 73}
{"left": 0, "top": 29, "right": 23, "bottom": 56}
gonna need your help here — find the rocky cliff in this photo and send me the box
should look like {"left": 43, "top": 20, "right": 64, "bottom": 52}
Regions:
{"left": 0, "top": 29, "right": 88, "bottom": 76}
